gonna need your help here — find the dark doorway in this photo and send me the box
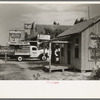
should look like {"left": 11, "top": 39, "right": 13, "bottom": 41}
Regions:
{"left": 67, "top": 43, "right": 71, "bottom": 64}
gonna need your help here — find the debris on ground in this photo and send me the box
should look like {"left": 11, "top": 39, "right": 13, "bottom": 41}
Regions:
{"left": 89, "top": 68, "right": 100, "bottom": 80}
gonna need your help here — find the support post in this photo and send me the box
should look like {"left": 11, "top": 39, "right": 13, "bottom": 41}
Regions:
{"left": 60, "top": 44, "right": 61, "bottom": 64}
{"left": 49, "top": 42, "right": 51, "bottom": 73}
{"left": 5, "top": 52, "right": 7, "bottom": 63}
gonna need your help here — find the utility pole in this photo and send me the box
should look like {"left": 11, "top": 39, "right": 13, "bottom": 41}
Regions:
{"left": 88, "top": 5, "right": 90, "bottom": 20}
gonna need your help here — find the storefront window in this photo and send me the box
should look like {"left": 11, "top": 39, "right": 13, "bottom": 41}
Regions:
{"left": 75, "top": 38, "right": 79, "bottom": 58}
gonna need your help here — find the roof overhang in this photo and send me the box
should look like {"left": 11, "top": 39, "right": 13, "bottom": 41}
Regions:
{"left": 52, "top": 35, "right": 70, "bottom": 41}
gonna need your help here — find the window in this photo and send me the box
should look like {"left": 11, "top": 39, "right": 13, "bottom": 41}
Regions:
{"left": 75, "top": 38, "right": 79, "bottom": 58}
{"left": 30, "top": 42, "right": 37, "bottom": 46}
{"left": 75, "top": 38, "right": 79, "bottom": 44}
{"left": 32, "top": 47, "right": 37, "bottom": 50}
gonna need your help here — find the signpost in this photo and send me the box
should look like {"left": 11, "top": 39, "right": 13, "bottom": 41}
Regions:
{"left": 4, "top": 50, "right": 7, "bottom": 63}
{"left": 0, "top": 46, "right": 15, "bottom": 63}
{"left": 49, "top": 42, "right": 51, "bottom": 73}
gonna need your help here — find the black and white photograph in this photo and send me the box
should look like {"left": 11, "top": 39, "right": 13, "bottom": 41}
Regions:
{"left": 0, "top": 2, "right": 100, "bottom": 80}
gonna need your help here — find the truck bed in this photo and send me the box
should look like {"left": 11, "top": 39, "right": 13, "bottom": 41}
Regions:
{"left": 15, "top": 45, "right": 30, "bottom": 56}
{"left": 15, "top": 52, "right": 30, "bottom": 55}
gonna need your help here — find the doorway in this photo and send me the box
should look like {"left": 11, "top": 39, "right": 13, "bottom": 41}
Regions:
{"left": 67, "top": 43, "right": 71, "bottom": 64}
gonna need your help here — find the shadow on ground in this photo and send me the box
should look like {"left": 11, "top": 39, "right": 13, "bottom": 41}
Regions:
{"left": 28, "top": 66, "right": 44, "bottom": 70}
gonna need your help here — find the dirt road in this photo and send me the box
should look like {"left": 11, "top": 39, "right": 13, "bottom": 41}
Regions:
{"left": 0, "top": 60, "right": 91, "bottom": 80}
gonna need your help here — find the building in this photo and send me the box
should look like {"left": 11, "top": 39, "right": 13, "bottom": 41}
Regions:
{"left": 58, "top": 15, "right": 100, "bottom": 72}
{"left": 25, "top": 23, "right": 71, "bottom": 41}
{"left": 24, "top": 22, "right": 71, "bottom": 49}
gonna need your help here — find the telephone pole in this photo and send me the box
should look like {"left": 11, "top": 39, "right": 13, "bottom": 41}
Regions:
{"left": 88, "top": 5, "right": 90, "bottom": 20}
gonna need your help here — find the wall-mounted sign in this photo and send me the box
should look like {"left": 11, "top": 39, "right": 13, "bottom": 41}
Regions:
{"left": 38, "top": 35, "right": 50, "bottom": 40}
{"left": 10, "top": 30, "right": 22, "bottom": 34}
{"left": 9, "top": 30, "right": 23, "bottom": 43}
{"left": 24, "top": 23, "right": 32, "bottom": 29}
{"left": 10, "top": 33, "right": 21, "bottom": 38}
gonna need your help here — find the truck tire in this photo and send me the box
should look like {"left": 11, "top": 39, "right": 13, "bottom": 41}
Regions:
{"left": 17, "top": 56, "right": 23, "bottom": 62}
{"left": 41, "top": 55, "right": 47, "bottom": 61}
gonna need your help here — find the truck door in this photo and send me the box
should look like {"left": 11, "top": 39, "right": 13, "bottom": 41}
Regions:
{"left": 30, "top": 46, "right": 38, "bottom": 57}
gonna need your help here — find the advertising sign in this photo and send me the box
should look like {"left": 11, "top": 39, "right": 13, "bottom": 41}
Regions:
{"left": 10, "top": 33, "right": 21, "bottom": 38}
{"left": 9, "top": 30, "right": 21, "bottom": 38}
{"left": 38, "top": 35, "right": 50, "bottom": 40}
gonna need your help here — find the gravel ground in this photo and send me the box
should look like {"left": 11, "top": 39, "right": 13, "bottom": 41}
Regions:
{"left": 0, "top": 60, "right": 91, "bottom": 80}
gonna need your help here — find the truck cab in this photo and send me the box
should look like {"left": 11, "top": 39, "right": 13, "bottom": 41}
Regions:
{"left": 30, "top": 46, "right": 49, "bottom": 60}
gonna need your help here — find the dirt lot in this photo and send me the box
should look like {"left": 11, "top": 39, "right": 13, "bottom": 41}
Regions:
{"left": 0, "top": 59, "right": 91, "bottom": 80}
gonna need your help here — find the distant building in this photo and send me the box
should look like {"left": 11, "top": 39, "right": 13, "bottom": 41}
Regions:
{"left": 24, "top": 22, "right": 71, "bottom": 47}
{"left": 25, "top": 22, "right": 71, "bottom": 41}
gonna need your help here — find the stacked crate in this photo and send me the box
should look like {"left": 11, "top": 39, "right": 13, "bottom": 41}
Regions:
{"left": 15, "top": 45, "right": 30, "bottom": 55}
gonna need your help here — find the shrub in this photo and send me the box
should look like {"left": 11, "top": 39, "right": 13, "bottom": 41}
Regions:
{"left": 89, "top": 68, "right": 100, "bottom": 80}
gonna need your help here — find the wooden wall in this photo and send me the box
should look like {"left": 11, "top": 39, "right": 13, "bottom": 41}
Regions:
{"left": 60, "top": 21, "right": 100, "bottom": 71}
{"left": 81, "top": 21, "right": 100, "bottom": 70}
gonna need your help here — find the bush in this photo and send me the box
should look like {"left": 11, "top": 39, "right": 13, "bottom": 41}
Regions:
{"left": 89, "top": 68, "right": 100, "bottom": 80}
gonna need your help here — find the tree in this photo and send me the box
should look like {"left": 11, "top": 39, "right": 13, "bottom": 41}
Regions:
{"left": 53, "top": 21, "right": 60, "bottom": 25}
{"left": 80, "top": 18, "right": 85, "bottom": 22}
{"left": 89, "top": 32, "right": 100, "bottom": 80}
{"left": 43, "top": 28, "right": 64, "bottom": 39}
{"left": 53, "top": 21, "right": 57, "bottom": 25}
{"left": 74, "top": 19, "right": 79, "bottom": 24}
{"left": 40, "top": 28, "right": 64, "bottom": 53}
{"left": 89, "top": 32, "right": 100, "bottom": 69}
{"left": 74, "top": 18, "right": 86, "bottom": 25}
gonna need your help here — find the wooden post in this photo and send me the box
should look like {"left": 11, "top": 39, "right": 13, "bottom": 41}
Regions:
{"left": 60, "top": 44, "right": 61, "bottom": 64}
{"left": 5, "top": 52, "right": 7, "bottom": 63}
{"left": 49, "top": 42, "right": 51, "bottom": 73}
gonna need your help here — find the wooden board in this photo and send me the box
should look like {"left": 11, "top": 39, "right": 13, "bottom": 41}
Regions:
{"left": 44, "top": 65, "right": 68, "bottom": 72}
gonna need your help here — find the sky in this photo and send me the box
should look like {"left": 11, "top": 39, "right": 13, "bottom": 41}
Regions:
{"left": 0, "top": 3, "right": 100, "bottom": 45}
